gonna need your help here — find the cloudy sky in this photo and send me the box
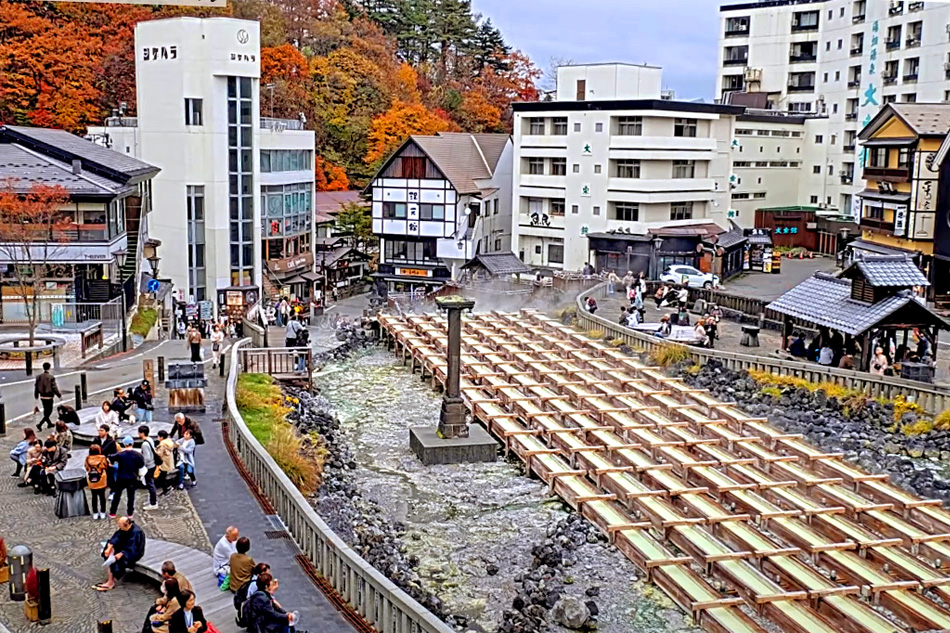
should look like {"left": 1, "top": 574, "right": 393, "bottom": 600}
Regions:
{"left": 470, "top": 0, "right": 721, "bottom": 100}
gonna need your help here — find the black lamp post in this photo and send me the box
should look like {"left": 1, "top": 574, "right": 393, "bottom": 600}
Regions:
{"left": 652, "top": 236, "right": 664, "bottom": 279}
{"left": 113, "top": 249, "right": 128, "bottom": 352}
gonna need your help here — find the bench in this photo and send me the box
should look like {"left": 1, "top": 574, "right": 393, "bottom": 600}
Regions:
{"left": 134, "top": 539, "right": 240, "bottom": 633}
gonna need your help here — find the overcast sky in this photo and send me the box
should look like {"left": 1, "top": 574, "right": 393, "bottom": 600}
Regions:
{"left": 471, "top": 0, "right": 721, "bottom": 100}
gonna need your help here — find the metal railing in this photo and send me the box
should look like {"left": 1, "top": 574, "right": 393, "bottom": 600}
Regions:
{"left": 225, "top": 340, "right": 454, "bottom": 633}
{"left": 576, "top": 282, "right": 950, "bottom": 416}
{"left": 260, "top": 117, "right": 305, "bottom": 131}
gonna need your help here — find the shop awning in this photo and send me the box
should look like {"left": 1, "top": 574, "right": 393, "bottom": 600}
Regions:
{"left": 858, "top": 189, "right": 911, "bottom": 204}
{"left": 848, "top": 238, "right": 916, "bottom": 257}
{"left": 300, "top": 271, "right": 321, "bottom": 282}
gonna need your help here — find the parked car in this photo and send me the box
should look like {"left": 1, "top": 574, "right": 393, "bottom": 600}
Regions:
{"left": 660, "top": 265, "right": 719, "bottom": 289}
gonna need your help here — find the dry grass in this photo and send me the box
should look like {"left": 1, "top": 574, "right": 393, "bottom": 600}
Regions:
{"left": 936, "top": 410, "right": 950, "bottom": 431}
{"left": 236, "top": 373, "right": 320, "bottom": 493}
{"left": 587, "top": 329, "right": 605, "bottom": 340}
{"left": 652, "top": 344, "right": 691, "bottom": 367}
{"left": 746, "top": 370, "right": 862, "bottom": 401}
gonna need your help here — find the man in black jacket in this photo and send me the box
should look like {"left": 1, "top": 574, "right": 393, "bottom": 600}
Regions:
{"left": 34, "top": 362, "right": 62, "bottom": 431}
{"left": 247, "top": 572, "right": 296, "bottom": 633}
{"left": 96, "top": 516, "right": 146, "bottom": 591}
{"left": 28, "top": 440, "right": 67, "bottom": 496}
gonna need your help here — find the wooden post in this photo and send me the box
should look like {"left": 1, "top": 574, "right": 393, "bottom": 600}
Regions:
{"left": 75, "top": 385, "right": 82, "bottom": 410}
{"left": 781, "top": 315, "right": 792, "bottom": 351}
{"left": 859, "top": 332, "right": 872, "bottom": 372}
{"left": 157, "top": 357, "right": 165, "bottom": 382}
{"left": 80, "top": 373, "right": 88, "bottom": 400}
{"left": 143, "top": 359, "right": 154, "bottom": 387}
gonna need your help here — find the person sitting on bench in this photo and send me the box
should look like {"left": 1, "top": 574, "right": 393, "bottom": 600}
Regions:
{"left": 57, "top": 404, "right": 81, "bottom": 427}
{"left": 95, "top": 516, "right": 146, "bottom": 591}
{"left": 27, "top": 439, "right": 67, "bottom": 496}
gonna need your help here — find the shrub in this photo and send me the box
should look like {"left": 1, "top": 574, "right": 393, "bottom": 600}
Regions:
{"left": 901, "top": 419, "right": 934, "bottom": 436}
{"left": 652, "top": 344, "right": 691, "bottom": 367}
{"left": 892, "top": 395, "right": 926, "bottom": 423}
{"left": 759, "top": 386, "right": 783, "bottom": 398}
{"left": 129, "top": 308, "right": 158, "bottom": 337}
{"left": 587, "top": 330, "right": 605, "bottom": 340}
{"left": 608, "top": 338, "right": 625, "bottom": 347}
{"left": 747, "top": 370, "right": 861, "bottom": 400}
{"left": 935, "top": 410, "right": 950, "bottom": 431}
{"left": 266, "top": 424, "right": 321, "bottom": 494}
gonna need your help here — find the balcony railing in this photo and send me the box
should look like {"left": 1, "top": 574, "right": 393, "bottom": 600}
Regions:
{"left": 853, "top": 13, "right": 866, "bottom": 23}
{"left": 789, "top": 53, "right": 817, "bottom": 63}
{"left": 883, "top": 75, "right": 898, "bottom": 85}
{"left": 844, "top": 143, "right": 856, "bottom": 151}
{"left": 260, "top": 117, "right": 304, "bottom": 131}
{"left": 845, "top": 112, "right": 858, "bottom": 121}
{"left": 861, "top": 216, "right": 896, "bottom": 233}
{"left": 0, "top": 224, "right": 115, "bottom": 242}
{"left": 885, "top": 40, "right": 901, "bottom": 50}
{"left": 787, "top": 82, "right": 816, "bottom": 92}
{"left": 791, "top": 22, "right": 819, "bottom": 32}
{"left": 848, "top": 79, "right": 861, "bottom": 88}
{"left": 850, "top": 46, "right": 863, "bottom": 56}
{"left": 725, "top": 26, "right": 750, "bottom": 37}
{"left": 863, "top": 165, "right": 911, "bottom": 181}
{"left": 906, "top": 37, "right": 921, "bottom": 48}
{"left": 724, "top": 57, "right": 748, "bottom": 66}
{"left": 909, "top": 1, "right": 924, "bottom": 10}
{"left": 903, "top": 73, "right": 919, "bottom": 82}
{"left": 103, "top": 117, "right": 138, "bottom": 128}
{"left": 889, "top": 1, "right": 904, "bottom": 15}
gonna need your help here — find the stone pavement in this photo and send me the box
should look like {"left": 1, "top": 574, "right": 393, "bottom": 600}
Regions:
{"left": 717, "top": 257, "right": 838, "bottom": 301}
{"left": 186, "top": 371, "right": 356, "bottom": 633}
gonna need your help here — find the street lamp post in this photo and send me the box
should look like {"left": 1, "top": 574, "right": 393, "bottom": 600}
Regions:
{"left": 652, "top": 236, "right": 664, "bottom": 280}
{"left": 113, "top": 249, "right": 128, "bottom": 352}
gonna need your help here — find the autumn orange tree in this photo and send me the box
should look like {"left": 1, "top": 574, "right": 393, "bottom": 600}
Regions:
{"left": 315, "top": 157, "right": 350, "bottom": 191}
{"left": 0, "top": 181, "right": 71, "bottom": 345}
{"left": 364, "top": 101, "right": 456, "bottom": 165}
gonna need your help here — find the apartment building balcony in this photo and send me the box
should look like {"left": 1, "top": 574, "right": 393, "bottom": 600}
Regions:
{"left": 847, "top": 79, "right": 861, "bottom": 88}
{"left": 609, "top": 136, "right": 717, "bottom": 153}
{"left": 845, "top": 112, "right": 858, "bottom": 121}
{"left": 725, "top": 26, "right": 750, "bottom": 37}
{"left": 905, "top": 38, "right": 921, "bottom": 49}
{"left": 844, "top": 143, "right": 856, "bottom": 151}
{"left": 889, "top": 1, "right": 903, "bottom": 15}
{"left": 606, "top": 177, "right": 716, "bottom": 194}
{"left": 903, "top": 73, "right": 919, "bottom": 83}
{"left": 724, "top": 57, "right": 748, "bottom": 66}
{"left": 518, "top": 135, "right": 568, "bottom": 149}
{"left": 260, "top": 117, "right": 304, "bottom": 131}
{"left": 882, "top": 75, "right": 898, "bottom": 86}
{"left": 850, "top": 47, "right": 863, "bottom": 57}
{"left": 863, "top": 166, "right": 911, "bottom": 182}
{"left": 519, "top": 174, "right": 567, "bottom": 189}
{"left": 853, "top": 12, "right": 866, "bottom": 23}
{"left": 789, "top": 53, "right": 817, "bottom": 64}
{"left": 791, "top": 22, "right": 819, "bottom": 33}
{"left": 787, "top": 82, "right": 815, "bottom": 93}
{"left": 840, "top": 175, "right": 853, "bottom": 185}
{"left": 860, "top": 216, "right": 895, "bottom": 233}
{"left": 908, "top": 1, "right": 924, "bottom": 10}
{"left": 885, "top": 40, "right": 901, "bottom": 51}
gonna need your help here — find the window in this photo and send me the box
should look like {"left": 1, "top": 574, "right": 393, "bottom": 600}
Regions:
{"left": 594, "top": 164, "right": 602, "bottom": 174}
{"left": 572, "top": 164, "right": 580, "bottom": 173}
{"left": 549, "top": 243, "right": 564, "bottom": 264}
{"left": 827, "top": 164, "right": 834, "bottom": 175}
{"left": 227, "top": 76, "right": 254, "bottom": 287}
{"left": 186, "top": 185, "right": 206, "bottom": 301}
{"left": 898, "top": 148, "right": 911, "bottom": 168}
{"left": 613, "top": 202, "right": 639, "bottom": 222}
{"left": 674, "top": 118, "right": 697, "bottom": 137}
{"left": 595, "top": 122, "right": 604, "bottom": 133}
{"left": 615, "top": 159, "right": 641, "bottom": 178}
{"left": 260, "top": 150, "right": 313, "bottom": 173}
{"left": 534, "top": 245, "right": 542, "bottom": 255}
{"left": 571, "top": 205, "right": 579, "bottom": 214}
{"left": 810, "top": 195, "right": 819, "bottom": 204}
{"left": 552, "top": 117, "right": 568, "bottom": 135}
{"left": 835, "top": 70, "right": 840, "bottom": 81}
{"left": 672, "top": 160, "right": 696, "bottom": 179}
{"left": 527, "top": 158, "right": 545, "bottom": 175}
{"left": 945, "top": 90, "right": 950, "bottom": 102}
{"left": 528, "top": 118, "right": 545, "bottom": 135}
{"left": 883, "top": 94, "right": 897, "bottom": 104}
{"left": 823, "top": 72, "right": 829, "bottom": 83}
{"left": 815, "top": 134, "right": 823, "bottom": 144}
{"left": 813, "top": 165, "right": 821, "bottom": 174}
{"left": 753, "top": 192, "right": 767, "bottom": 199}
{"left": 904, "top": 57, "right": 920, "bottom": 80}
{"left": 384, "top": 238, "right": 438, "bottom": 265}
{"left": 184, "top": 98, "right": 203, "bottom": 126}
{"left": 419, "top": 204, "right": 445, "bottom": 221}
{"left": 593, "top": 206, "right": 601, "bottom": 216}
{"left": 903, "top": 93, "right": 917, "bottom": 103}
{"left": 573, "top": 122, "right": 581, "bottom": 132}
{"left": 868, "top": 147, "right": 887, "bottom": 167}
{"left": 382, "top": 202, "right": 407, "bottom": 219}
{"left": 831, "top": 134, "right": 836, "bottom": 145}
{"left": 670, "top": 201, "right": 693, "bottom": 221}
{"left": 576, "top": 79, "right": 586, "bottom": 101}
{"left": 550, "top": 199, "right": 566, "bottom": 216}
{"left": 494, "top": 238, "right": 502, "bottom": 251}
{"left": 617, "top": 116, "right": 642, "bottom": 136}
{"left": 838, "top": 38, "right": 843, "bottom": 49}
{"left": 550, "top": 158, "right": 567, "bottom": 176}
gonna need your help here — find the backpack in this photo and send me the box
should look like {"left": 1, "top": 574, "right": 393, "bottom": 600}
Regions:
{"left": 296, "top": 328, "right": 310, "bottom": 347}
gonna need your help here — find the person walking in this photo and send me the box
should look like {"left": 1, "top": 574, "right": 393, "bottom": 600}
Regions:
{"left": 139, "top": 425, "right": 159, "bottom": 510}
{"left": 85, "top": 444, "right": 109, "bottom": 519}
{"left": 187, "top": 324, "right": 202, "bottom": 363}
{"left": 108, "top": 436, "right": 145, "bottom": 518}
{"left": 870, "top": 346, "right": 889, "bottom": 376}
{"left": 131, "top": 381, "right": 154, "bottom": 424}
{"left": 211, "top": 325, "right": 225, "bottom": 368}
{"left": 155, "top": 430, "right": 178, "bottom": 496}
{"left": 34, "top": 362, "right": 62, "bottom": 431}
{"left": 284, "top": 315, "right": 303, "bottom": 349}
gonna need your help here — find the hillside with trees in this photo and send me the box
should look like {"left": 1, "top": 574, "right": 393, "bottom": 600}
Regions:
{"left": 0, "top": 0, "right": 539, "bottom": 187}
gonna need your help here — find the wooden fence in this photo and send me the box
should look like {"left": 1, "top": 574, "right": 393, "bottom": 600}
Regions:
{"left": 577, "top": 282, "right": 950, "bottom": 416}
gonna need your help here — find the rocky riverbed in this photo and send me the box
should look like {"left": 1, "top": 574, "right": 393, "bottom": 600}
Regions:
{"left": 292, "top": 343, "right": 699, "bottom": 633}
{"left": 682, "top": 359, "right": 950, "bottom": 504}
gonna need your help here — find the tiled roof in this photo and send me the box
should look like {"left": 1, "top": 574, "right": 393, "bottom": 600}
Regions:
{"left": 766, "top": 272, "right": 935, "bottom": 335}
{"left": 0, "top": 144, "right": 126, "bottom": 196}
{"left": 2, "top": 125, "right": 157, "bottom": 179}
{"left": 411, "top": 133, "right": 510, "bottom": 194}
{"left": 889, "top": 103, "right": 950, "bottom": 136}
{"left": 852, "top": 255, "right": 930, "bottom": 288}
{"left": 462, "top": 252, "right": 531, "bottom": 276}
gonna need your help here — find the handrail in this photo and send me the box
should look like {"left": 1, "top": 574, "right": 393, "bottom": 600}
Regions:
{"left": 576, "top": 282, "right": 950, "bottom": 416}
{"left": 225, "top": 340, "right": 454, "bottom": 633}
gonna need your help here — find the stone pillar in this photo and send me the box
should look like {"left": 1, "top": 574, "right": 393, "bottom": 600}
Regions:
{"left": 438, "top": 302, "right": 470, "bottom": 439}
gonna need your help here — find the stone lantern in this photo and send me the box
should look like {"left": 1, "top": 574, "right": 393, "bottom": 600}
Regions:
{"left": 8, "top": 544, "right": 32, "bottom": 601}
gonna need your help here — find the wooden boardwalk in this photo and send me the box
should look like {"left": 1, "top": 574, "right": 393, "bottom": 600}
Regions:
{"left": 381, "top": 310, "right": 950, "bottom": 633}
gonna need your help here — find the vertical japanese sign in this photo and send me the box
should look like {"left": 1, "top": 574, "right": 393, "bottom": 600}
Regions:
{"left": 855, "top": 13, "right": 883, "bottom": 222}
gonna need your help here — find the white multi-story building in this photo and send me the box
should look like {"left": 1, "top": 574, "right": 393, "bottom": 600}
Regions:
{"left": 367, "top": 133, "right": 513, "bottom": 291}
{"left": 511, "top": 63, "right": 744, "bottom": 272}
{"left": 89, "top": 17, "right": 315, "bottom": 318}
{"left": 718, "top": 0, "right": 949, "bottom": 218}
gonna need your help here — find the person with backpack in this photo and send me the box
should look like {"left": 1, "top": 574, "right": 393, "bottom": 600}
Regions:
{"left": 294, "top": 326, "right": 310, "bottom": 374}
{"left": 234, "top": 562, "right": 270, "bottom": 628}
{"left": 85, "top": 444, "right": 109, "bottom": 519}
{"left": 284, "top": 315, "right": 303, "bottom": 349}
{"left": 138, "top": 426, "right": 158, "bottom": 510}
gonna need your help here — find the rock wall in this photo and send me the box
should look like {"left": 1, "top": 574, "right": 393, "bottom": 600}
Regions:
{"left": 683, "top": 360, "right": 950, "bottom": 504}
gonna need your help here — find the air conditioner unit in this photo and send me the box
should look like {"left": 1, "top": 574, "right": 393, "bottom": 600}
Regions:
{"left": 818, "top": 202, "right": 828, "bottom": 209}
{"left": 744, "top": 67, "right": 762, "bottom": 82}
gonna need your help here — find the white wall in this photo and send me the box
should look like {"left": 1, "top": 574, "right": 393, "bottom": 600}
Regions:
{"left": 557, "top": 64, "right": 663, "bottom": 101}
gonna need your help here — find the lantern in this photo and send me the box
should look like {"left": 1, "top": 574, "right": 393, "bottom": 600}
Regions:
{"left": 8, "top": 544, "right": 32, "bottom": 601}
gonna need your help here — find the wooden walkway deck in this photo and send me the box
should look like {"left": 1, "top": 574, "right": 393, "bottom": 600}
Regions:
{"left": 381, "top": 310, "right": 950, "bottom": 633}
